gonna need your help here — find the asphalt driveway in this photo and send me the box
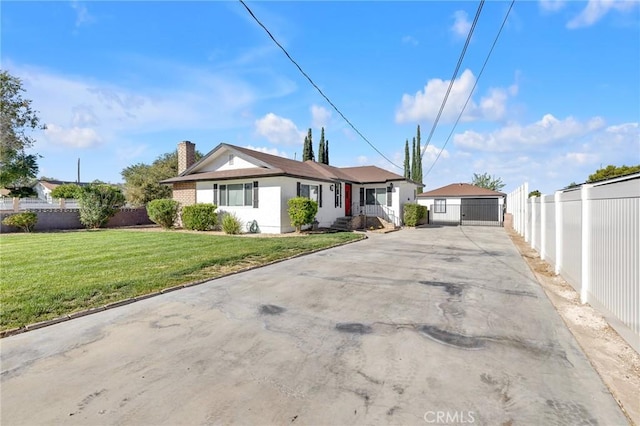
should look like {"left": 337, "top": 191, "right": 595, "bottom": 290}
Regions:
{"left": 1, "top": 226, "right": 628, "bottom": 425}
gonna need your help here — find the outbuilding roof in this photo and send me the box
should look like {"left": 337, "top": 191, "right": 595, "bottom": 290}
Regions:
{"left": 417, "top": 183, "right": 505, "bottom": 198}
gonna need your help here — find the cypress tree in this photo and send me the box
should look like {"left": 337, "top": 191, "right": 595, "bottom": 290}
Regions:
{"left": 404, "top": 139, "right": 410, "bottom": 179}
{"left": 415, "top": 126, "right": 423, "bottom": 193}
{"left": 411, "top": 137, "right": 417, "bottom": 181}
{"left": 302, "top": 136, "right": 310, "bottom": 161}
{"left": 307, "top": 128, "right": 314, "bottom": 161}
{"left": 324, "top": 140, "right": 329, "bottom": 165}
{"left": 318, "top": 127, "right": 326, "bottom": 164}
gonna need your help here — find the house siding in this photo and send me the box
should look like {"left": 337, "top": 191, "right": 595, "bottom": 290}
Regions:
{"left": 173, "top": 182, "right": 196, "bottom": 206}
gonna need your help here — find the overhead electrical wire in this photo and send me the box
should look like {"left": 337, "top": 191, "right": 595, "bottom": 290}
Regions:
{"left": 420, "top": 0, "right": 485, "bottom": 160}
{"left": 424, "top": 0, "right": 515, "bottom": 178}
{"left": 239, "top": 0, "right": 403, "bottom": 170}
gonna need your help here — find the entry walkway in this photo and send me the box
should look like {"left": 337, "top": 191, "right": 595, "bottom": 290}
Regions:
{"left": 1, "top": 227, "right": 628, "bottom": 425}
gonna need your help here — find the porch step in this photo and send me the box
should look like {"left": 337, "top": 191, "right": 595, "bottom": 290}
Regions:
{"left": 330, "top": 217, "right": 352, "bottom": 231}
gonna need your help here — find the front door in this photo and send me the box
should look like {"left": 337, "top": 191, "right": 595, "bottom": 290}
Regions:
{"left": 345, "top": 183, "right": 352, "bottom": 216}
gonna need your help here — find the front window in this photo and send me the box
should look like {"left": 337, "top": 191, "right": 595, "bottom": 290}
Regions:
{"left": 219, "top": 183, "right": 253, "bottom": 206}
{"left": 434, "top": 199, "right": 446, "bottom": 213}
{"left": 300, "top": 184, "right": 319, "bottom": 203}
{"left": 366, "top": 188, "right": 386, "bottom": 205}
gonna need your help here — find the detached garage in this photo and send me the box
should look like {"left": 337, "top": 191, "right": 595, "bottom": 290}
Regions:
{"left": 417, "top": 183, "right": 505, "bottom": 226}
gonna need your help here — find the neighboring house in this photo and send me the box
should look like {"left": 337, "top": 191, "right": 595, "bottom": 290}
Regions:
{"left": 161, "top": 141, "right": 422, "bottom": 233}
{"left": 417, "top": 183, "right": 505, "bottom": 226}
{"left": 33, "top": 180, "right": 90, "bottom": 202}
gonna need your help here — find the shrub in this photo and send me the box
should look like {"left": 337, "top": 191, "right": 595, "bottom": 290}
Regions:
{"left": 146, "top": 199, "right": 180, "bottom": 229}
{"left": 181, "top": 204, "right": 217, "bottom": 231}
{"left": 78, "top": 184, "right": 126, "bottom": 229}
{"left": 51, "top": 184, "right": 81, "bottom": 199}
{"left": 221, "top": 212, "right": 243, "bottom": 235}
{"left": 287, "top": 197, "right": 318, "bottom": 232}
{"left": 403, "top": 203, "right": 427, "bottom": 227}
{"left": 2, "top": 212, "right": 38, "bottom": 232}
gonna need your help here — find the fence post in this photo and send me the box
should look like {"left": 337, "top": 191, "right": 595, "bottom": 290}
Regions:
{"left": 59, "top": 198, "right": 66, "bottom": 209}
{"left": 12, "top": 197, "right": 19, "bottom": 212}
{"left": 530, "top": 192, "right": 536, "bottom": 249}
{"left": 580, "top": 183, "right": 592, "bottom": 304}
{"left": 554, "top": 190, "right": 563, "bottom": 275}
{"left": 540, "top": 195, "right": 546, "bottom": 261}
{"left": 524, "top": 182, "right": 529, "bottom": 242}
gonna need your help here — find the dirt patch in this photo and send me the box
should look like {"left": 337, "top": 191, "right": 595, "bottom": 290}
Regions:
{"left": 506, "top": 227, "right": 640, "bottom": 425}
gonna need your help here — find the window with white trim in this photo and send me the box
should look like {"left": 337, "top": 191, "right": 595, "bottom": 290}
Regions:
{"left": 365, "top": 188, "right": 387, "bottom": 205}
{"left": 300, "top": 184, "right": 319, "bottom": 203}
{"left": 434, "top": 199, "right": 446, "bottom": 213}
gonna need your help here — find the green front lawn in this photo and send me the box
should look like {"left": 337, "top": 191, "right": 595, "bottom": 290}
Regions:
{"left": 0, "top": 229, "right": 362, "bottom": 330}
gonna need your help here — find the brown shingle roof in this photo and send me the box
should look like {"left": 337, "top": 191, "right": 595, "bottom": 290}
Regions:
{"left": 417, "top": 183, "right": 505, "bottom": 197}
{"left": 162, "top": 143, "right": 413, "bottom": 185}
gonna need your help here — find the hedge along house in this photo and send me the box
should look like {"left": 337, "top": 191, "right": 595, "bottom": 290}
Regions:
{"left": 161, "top": 141, "right": 421, "bottom": 233}
{"left": 416, "top": 183, "right": 505, "bottom": 226}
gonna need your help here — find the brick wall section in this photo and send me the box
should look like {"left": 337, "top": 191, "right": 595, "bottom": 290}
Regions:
{"left": 172, "top": 182, "right": 196, "bottom": 206}
{"left": 0, "top": 208, "right": 152, "bottom": 233}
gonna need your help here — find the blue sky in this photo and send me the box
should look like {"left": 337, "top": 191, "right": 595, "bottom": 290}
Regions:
{"left": 2, "top": 0, "right": 639, "bottom": 194}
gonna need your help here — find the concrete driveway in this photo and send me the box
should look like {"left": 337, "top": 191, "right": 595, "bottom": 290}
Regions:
{"left": 1, "top": 227, "right": 628, "bottom": 425}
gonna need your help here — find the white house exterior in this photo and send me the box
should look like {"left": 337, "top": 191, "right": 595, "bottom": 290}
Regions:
{"left": 417, "top": 183, "right": 505, "bottom": 226}
{"left": 162, "top": 142, "right": 421, "bottom": 233}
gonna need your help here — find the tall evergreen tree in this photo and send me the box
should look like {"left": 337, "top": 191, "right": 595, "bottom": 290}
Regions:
{"left": 302, "top": 136, "right": 310, "bottom": 161}
{"left": 306, "top": 128, "right": 314, "bottom": 161}
{"left": 324, "top": 140, "right": 330, "bottom": 165}
{"left": 415, "top": 126, "right": 423, "bottom": 193}
{"left": 403, "top": 139, "right": 411, "bottom": 179}
{"left": 411, "top": 137, "right": 417, "bottom": 181}
{"left": 318, "top": 127, "right": 326, "bottom": 164}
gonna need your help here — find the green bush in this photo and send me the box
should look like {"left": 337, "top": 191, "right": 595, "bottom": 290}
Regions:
{"left": 51, "top": 184, "right": 81, "bottom": 199}
{"left": 181, "top": 204, "right": 217, "bottom": 231}
{"left": 528, "top": 190, "right": 541, "bottom": 198}
{"left": 146, "top": 199, "right": 180, "bottom": 229}
{"left": 78, "top": 184, "right": 126, "bottom": 229}
{"left": 287, "top": 197, "right": 318, "bottom": 232}
{"left": 403, "top": 203, "right": 427, "bottom": 227}
{"left": 221, "top": 212, "right": 242, "bottom": 235}
{"left": 2, "top": 212, "right": 38, "bottom": 232}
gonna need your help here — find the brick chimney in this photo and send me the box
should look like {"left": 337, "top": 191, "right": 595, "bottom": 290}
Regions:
{"left": 177, "top": 141, "right": 196, "bottom": 175}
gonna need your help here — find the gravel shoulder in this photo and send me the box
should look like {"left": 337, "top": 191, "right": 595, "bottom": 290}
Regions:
{"left": 506, "top": 226, "right": 640, "bottom": 425}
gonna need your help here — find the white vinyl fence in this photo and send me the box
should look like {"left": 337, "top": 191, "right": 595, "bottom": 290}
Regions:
{"left": 507, "top": 174, "right": 640, "bottom": 352}
{"left": 0, "top": 198, "right": 81, "bottom": 211}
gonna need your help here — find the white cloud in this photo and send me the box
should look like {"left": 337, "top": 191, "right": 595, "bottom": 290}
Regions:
{"left": 454, "top": 114, "right": 607, "bottom": 152}
{"left": 70, "top": 1, "right": 95, "bottom": 28}
{"left": 401, "top": 35, "right": 419, "bottom": 46}
{"left": 254, "top": 113, "right": 304, "bottom": 145}
{"left": 451, "top": 10, "right": 471, "bottom": 38}
{"left": 356, "top": 155, "right": 369, "bottom": 165}
{"left": 566, "top": 0, "right": 638, "bottom": 28}
{"left": 310, "top": 105, "right": 331, "bottom": 128}
{"left": 422, "top": 144, "right": 450, "bottom": 164}
{"left": 44, "top": 123, "right": 102, "bottom": 148}
{"left": 539, "top": 0, "right": 566, "bottom": 12}
{"left": 243, "top": 145, "right": 290, "bottom": 159}
{"left": 565, "top": 152, "right": 598, "bottom": 164}
{"left": 395, "top": 69, "right": 517, "bottom": 124}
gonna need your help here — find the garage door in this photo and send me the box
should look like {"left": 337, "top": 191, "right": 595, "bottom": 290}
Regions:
{"left": 461, "top": 198, "right": 502, "bottom": 226}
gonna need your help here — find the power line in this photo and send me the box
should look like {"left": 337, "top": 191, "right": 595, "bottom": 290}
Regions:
{"left": 238, "top": 0, "right": 403, "bottom": 170}
{"left": 420, "top": 0, "right": 485, "bottom": 160}
{"left": 424, "top": 0, "right": 515, "bottom": 178}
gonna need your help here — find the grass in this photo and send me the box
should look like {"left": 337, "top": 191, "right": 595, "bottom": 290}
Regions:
{"left": 0, "top": 229, "right": 363, "bottom": 330}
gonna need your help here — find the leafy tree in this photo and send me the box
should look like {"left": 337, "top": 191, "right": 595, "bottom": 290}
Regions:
{"left": 287, "top": 196, "right": 318, "bottom": 232}
{"left": 146, "top": 199, "right": 180, "bottom": 229}
{"left": 528, "top": 190, "right": 541, "bottom": 198}
{"left": 7, "top": 186, "right": 36, "bottom": 198}
{"left": 1, "top": 71, "right": 45, "bottom": 188}
{"left": 587, "top": 164, "right": 640, "bottom": 183}
{"left": 471, "top": 172, "right": 505, "bottom": 191}
{"left": 318, "top": 127, "right": 326, "bottom": 164}
{"left": 403, "top": 139, "right": 410, "bottom": 179}
{"left": 78, "top": 183, "right": 126, "bottom": 229}
{"left": 121, "top": 150, "right": 202, "bottom": 206}
{"left": 566, "top": 182, "right": 580, "bottom": 189}
{"left": 51, "top": 183, "right": 81, "bottom": 199}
